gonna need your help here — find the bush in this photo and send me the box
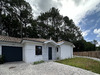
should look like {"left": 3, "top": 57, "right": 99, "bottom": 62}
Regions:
{"left": 0, "top": 55, "right": 4, "bottom": 64}
{"left": 57, "top": 57, "right": 59, "bottom": 60}
{"left": 33, "top": 60, "right": 44, "bottom": 65}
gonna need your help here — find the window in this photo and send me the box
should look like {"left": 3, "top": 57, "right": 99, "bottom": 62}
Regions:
{"left": 35, "top": 46, "right": 42, "bottom": 55}
{"left": 57, "top": 47, "right": 58, "bottom": 52}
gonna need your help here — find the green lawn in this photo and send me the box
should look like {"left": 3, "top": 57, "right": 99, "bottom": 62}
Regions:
{"left": 56, "top": 57, "right": 100, "bottom": 74}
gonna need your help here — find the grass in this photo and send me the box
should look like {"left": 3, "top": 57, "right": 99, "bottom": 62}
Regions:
{"left": 33, "top": 60, "right": 44, "bottom": 65}
{"left": 56, "top": 57, "right": 100, "bottom": 74}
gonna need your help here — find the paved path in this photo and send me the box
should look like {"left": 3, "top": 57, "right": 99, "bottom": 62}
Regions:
{"left": 0, "top": 62, "right": 99, "bottom": 75}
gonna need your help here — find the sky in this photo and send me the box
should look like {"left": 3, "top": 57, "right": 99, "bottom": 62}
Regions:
{"left": 26, "top": 0, "right": 100, "bottom": 46}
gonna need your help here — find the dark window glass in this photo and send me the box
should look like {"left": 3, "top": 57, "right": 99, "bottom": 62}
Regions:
{"left": 57, "top": 48, "right": 58, "bottom": 52}
{"left": 36, "top": 46, "right": 42, "bottom": 55}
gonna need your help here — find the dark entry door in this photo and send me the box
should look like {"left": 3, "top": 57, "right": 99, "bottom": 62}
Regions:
{"left": 48, "top": 47, "right": 52, "bottom": 60}
{"left": 2, "top": 46, "right": 22, "bottom": 62}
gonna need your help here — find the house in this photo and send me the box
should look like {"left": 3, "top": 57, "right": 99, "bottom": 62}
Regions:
{"left": 0, "top": 35, "right": 74, "bottom": 63}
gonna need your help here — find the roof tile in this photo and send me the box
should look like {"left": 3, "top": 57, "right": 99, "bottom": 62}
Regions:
{"left": 23, "top": 38, "right": 48, "bottom": 42}
{"left": 0, "top": 35, "right": 48, "bottom": 43}
{"left": 0, "top": 35, "right": 21, "bottom": 43}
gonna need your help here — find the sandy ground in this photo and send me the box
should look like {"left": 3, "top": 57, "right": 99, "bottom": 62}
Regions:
{"left": 0, "top": 61, "right": 99, "bottom": 75}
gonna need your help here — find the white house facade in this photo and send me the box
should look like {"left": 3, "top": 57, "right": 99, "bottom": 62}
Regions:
{"left": 0, "top": 35, "right": 74, "bottom": 63}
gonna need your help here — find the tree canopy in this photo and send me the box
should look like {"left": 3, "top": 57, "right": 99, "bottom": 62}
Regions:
{"left": 0, "top": 0, "right": 98, "bottom": 52}
{"left": 37, "top": 7, "right": 83, "bottom": 42}
{"left": 73, "top": 39, "right": 96, "bottom": 52}
{"left": 0, "top": 0, "right": 33, "bottom": 37}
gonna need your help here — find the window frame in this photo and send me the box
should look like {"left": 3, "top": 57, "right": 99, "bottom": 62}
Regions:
{"left": 35, "top": 46, "right": 42, "bottom": 55}
{"left": 57, "top": 47, "right": 58, "bottom": 52}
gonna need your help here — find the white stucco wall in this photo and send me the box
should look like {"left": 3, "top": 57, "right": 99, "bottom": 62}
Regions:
{"left": 23, "top": 41, "right": 73, "bottom": 63}
{"left": 42, "top": 43, "right": 57, "bottom": 61}
{"left": 23, "top": 42, "right": 43, "bottom": 63}
{"left": 60, "top": 44, "right": 73, "bottom": 59}
{"left": 23, "top": 44, "right": 25, "bottom": 62}
{"left": 56, "top": 46, "right": 61, "bottom": 59}
{"left": 42, "top": 44, "right": 48, "bottom": 61}
{"left": 0, "top": 45, "right": 1, "bottom": 55}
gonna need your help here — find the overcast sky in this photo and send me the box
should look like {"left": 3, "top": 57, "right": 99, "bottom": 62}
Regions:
{"left": 26, "top": 0, "right": 100, "bottom": 46}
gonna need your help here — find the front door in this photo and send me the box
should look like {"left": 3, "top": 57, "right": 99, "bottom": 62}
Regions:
{"left": 48, "top": 47, "right": 52, "bottom": 60}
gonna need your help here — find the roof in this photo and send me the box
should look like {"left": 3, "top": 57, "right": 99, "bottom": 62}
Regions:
{"left": 0, "top": 35, "right": 74, "bottom": 47}
{"left": 0, "top": 35, "right": 48, "bottom": 43}
{"left": 23, "top": 38, "right": 48, "bottom": 42}
{"left": 64, "top": 41, "right": 75, "bottom": 47}
{"left": 44, "top": 40, "right": 57, "bottom": 46}
{"left": 57, "top": 40, "right": 75, "bottom": 47}
{"left": 0, "top": 35, "right": 21, "bottom": 43}
{"left": 57, "top": 41, "right": 64, "bottom": 44}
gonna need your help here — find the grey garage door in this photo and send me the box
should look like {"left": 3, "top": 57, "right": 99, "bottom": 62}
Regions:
{"left": 2, "top": 46, "right": 22, "bottom": 62}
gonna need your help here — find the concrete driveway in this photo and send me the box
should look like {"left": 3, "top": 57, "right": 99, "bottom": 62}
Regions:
{"left": 0, "top": 62, "right": 99, "bottom": 75}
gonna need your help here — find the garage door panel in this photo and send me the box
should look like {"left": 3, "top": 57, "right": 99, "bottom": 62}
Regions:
{"left": 2, "top": 46, "right": 22, "bottom": 62}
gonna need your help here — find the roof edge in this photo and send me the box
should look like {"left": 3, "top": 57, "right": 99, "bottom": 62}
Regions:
{"left": 22, "top": 39, "right": 44, "bottom": 43}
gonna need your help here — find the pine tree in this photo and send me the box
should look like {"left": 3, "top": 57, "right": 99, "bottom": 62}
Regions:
{"left": 0, "top": 0, "right": 33, "bottom": 38}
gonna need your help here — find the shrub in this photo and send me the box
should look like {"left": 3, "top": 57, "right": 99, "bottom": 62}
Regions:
{"left": 57, "top": 57, "right": 59, "bottom": 60}
{"left": 33, "top": 60, "right": 44, "bottom": 65}
{"left": 0, "top": 55, "right": 4, "bottom": 64}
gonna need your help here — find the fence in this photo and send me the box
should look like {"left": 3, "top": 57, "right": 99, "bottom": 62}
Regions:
{"left": 74, "top": 51, "right": 100, "bottom": 58}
